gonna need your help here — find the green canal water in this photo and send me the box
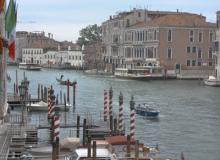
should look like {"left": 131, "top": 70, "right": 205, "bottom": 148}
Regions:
{"left": 7, "top": 66, "right": 220, "bottom": 160}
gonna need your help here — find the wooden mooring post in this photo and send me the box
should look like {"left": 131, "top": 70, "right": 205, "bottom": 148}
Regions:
{"left": 76, "top": 115, "right": 80, "bottom": 138}
{"left": 38, "top": 84, "right": 40, "bottom": 100}
{"left": 83, "top": 118, "right": 87, "bottom": 146}
{"left": 92, "top": 141, "right": 96, "bottom": 160}
{"left": 87, "top": 136, "right": 91, "bottom": 158}
{"left": 135, "top": 140, "right": 139, "bottom": 160}
{"left": 114, "top": 118, "right": 117, "bottom": 134}
{"left": 127, "top": 135, "right": 131, "bottom": 158}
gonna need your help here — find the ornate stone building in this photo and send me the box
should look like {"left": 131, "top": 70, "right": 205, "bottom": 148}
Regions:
{"left": 102, "top": 9, "right": 216, "bottom": 78}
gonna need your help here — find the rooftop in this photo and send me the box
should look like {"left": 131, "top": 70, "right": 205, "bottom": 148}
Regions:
{"left": 129, "top": 13, "right": 215, "bottom": 28}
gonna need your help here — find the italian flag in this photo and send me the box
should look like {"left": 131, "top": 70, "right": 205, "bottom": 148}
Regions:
{"left": 5, "top": 0, "right": 17, "bottom": 60}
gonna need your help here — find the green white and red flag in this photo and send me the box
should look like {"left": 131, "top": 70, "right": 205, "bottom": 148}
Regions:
{"left": 5, "top": 0, "right": 17, "bottom": 60}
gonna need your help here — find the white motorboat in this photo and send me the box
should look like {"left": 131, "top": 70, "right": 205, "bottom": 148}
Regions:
{"left": 204, "top": 76, "right": 220, "bottom": 87}
{"left": 28, "top": 101, "right": 71, "bottom": 112}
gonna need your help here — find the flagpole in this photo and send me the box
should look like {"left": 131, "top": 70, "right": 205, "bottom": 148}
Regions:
{"left": 0, "top": 0, "right": 8, "bottom": 120}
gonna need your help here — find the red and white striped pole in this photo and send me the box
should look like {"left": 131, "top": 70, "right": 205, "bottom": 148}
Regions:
{"left": 109, "top": 86, "right": 113, "bottom": 117}
{"left": 104, "top": 90, "right": 108, "bottom": 121}
{"left": 53, "top": 115, "right": 60, "bottom": 141}
{"left": 47, "top": 87, "right": 51, "bottom": 119}
{"left": 118, "top": 92, "right": 123, "bottom": 131}
{"left": 130, "top": 96, "right": 135, "bottom": 139}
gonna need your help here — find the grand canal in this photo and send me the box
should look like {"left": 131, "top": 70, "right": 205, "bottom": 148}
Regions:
{"left": 7, "top": 66, "right": 220, "bottom": 160}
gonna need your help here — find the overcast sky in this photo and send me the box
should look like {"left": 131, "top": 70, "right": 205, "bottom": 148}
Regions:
{"left": 15, "top": 0, "right": 220, "bottom": 42}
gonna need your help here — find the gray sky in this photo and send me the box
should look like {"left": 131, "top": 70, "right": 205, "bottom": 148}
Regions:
{"left": 15, "top": 0, "right": 220, "bottom": 42}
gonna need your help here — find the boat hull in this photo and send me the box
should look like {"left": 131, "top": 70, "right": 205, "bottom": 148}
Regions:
{"left": 19, "top": 63, "right": 42, "bottom": 71}
{"left": 135, "top": 109, "right": 159, "bottom": 117}
{"left": 28, "top": 103, "right": 71, "bottom": 112}
{"left": 115, "top": 74, "right": 164, "bottom": 81}
{"left": 56, "top": 78, "right": 77, "bottom": 86}
{"left": 204, "top": 79, "right": 220, "bottom": 87}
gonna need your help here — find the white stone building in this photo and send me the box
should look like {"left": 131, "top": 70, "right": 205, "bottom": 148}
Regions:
{"left": 22, "top": 48, "right": 44, "bottom": 64}
{"left": 22, "top": 48, "right": 84, "bottom": 67}
{"left": 42, "top": 50, "right": 84, "bottom": 67}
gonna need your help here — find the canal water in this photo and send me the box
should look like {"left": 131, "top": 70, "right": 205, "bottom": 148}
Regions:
{"left": 7, "top": 66, "right": 220, "bottom": 160}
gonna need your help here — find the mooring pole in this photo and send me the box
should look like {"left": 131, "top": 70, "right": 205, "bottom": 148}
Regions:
{"left": 109, "top": 86, "right": 113, "bottom": 117}
{"left": 73, "top": 81, "right": 76, "bottom": 106}
{"left": 67, "top": 79, "right": 70, "bottom": 104}
{"left": 76, "top": 115, "right": 80, "bottom": 138}
{"left": 104, "top": 90, "right": 108, "bottom": 121}
{"left": 118, "top": 92, "right": 123, "bottom": 132}
{"left": 16, "top": 70, "right": 18, "bottom": 94}
{"left": 83, "top": 118, "right": 87, "bottom": 146}
{"left": 130, "top": 95, "right": 135, "bottom": 139}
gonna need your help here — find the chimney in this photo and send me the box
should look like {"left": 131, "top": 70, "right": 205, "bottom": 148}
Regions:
{"left": 110, "top": 16, "right": 112, "bottom": 20}
{"left": 68, "top": 46, "right": 71, "bottom": 51}
{"left": 177, "top": 9, "right": 179, "bottom": 13}
{"left": 58, "top": 45, "right": 60, "bottom": 51}
{"left": 48, "top": 33, "right": 50, "bottom": 39}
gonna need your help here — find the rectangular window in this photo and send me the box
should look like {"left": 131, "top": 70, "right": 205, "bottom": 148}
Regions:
{"left": 145, "top": 31, "right": 148, "bottom": 41}
{"left": 197, "top": 61, "right": 201, "bottom": 66}
{"left": 187, "top": 60, "right": 191, "bottom": 66}
{"left": 187, "top": 46, "right": 191, "bottom": 53}
{"left": 189, "top": 30, "right": 194, "bottom": 42}
{"left": 197, "top": 48, "right": 202, "bottom": 58}
{"left": 209, "top": 31, "right": 213, "bottom": 42}
{"left": 126, "top": 19, "right": 130, "bottom": 27}
{"left": 209, "top": 61, "right": 212, "bottom": 66}
{"left": 167, "top": 47, "right": 172, "bottom": 59}
{"left": 209, "top": 48, "right": 212, "bottom": 58}
{"left": 168, "top": 30, "right": 172, "bottom": 42}
{"left": 198, "top": 32, "right": 203, "bottom": 42}
{"left": 192, "top": 60, "right": 196, "bottom": 66}
{"left": 192, "top": 46, "right": 197, "bottom": 53}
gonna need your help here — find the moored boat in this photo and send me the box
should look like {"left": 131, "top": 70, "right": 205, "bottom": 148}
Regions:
{"left": 67, "top": 148, "right": 118, "bottom": 160}
{"left": 204, "top": 76, "right": 220, "bottom": 87}
{"left": 135, "top": 103, "right": 160, "bottom": 117}
{"left": 28, "top": 101, "right": 71, "bottom": 112}
{"left": 19, "top": 62, "right": 42, "bottom": 71}
{"left": 114, "top": 66, "right": 164, "bottom": 80}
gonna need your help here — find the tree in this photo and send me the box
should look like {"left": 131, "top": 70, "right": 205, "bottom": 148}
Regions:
{"left": 77, "top": 24, "right": 102, "bottom": 47}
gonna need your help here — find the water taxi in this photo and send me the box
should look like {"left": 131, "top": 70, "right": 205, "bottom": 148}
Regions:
{"left": 114, "top": 66, "right": 164, "bottom": 80}
{"left": 135, "top": 103, "right": 160, "bottom": 117}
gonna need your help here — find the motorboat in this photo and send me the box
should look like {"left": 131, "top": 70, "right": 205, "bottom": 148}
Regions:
{"left": 135, "top": 103, "right": 160, "bottom": 117}
{"left": 28, "top": 101, "right": 71, "bottom": 112}
{"left": 114, "top": 66, "right": 164, "bottom": 80}
{"left": 66, "top": 148, "right": 118, "bottom": 160}
{"left": 19, "top": 63, "right": 42, "bottom": 71}
{"left": 204, "top": 76, "right": 220, "bottom": 87}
